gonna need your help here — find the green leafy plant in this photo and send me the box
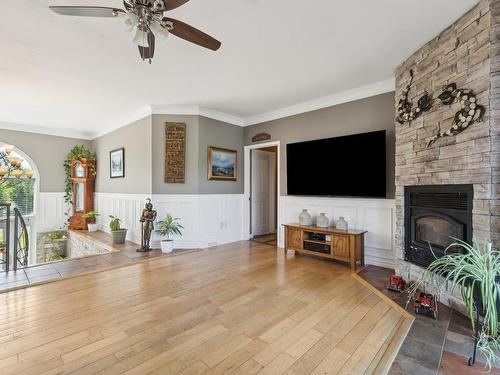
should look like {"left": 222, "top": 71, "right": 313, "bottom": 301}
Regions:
{"left": 63, "top": 145, "right": 95, "bottom": 204}
{"left": 45, "top": 230, "right": 66, "bottom": 241}
{"left": 83, "top": 211, "right": 99, "bottom": 220}
{"left": 37, "top": 230, "right": 67, "bottom": 263}
{"left": 0, "top": 241, "right": 5, "bottom": 252}
{"left": 155, "top": 214, "right": 184, "bottom": 240}
{"left": 109, "top": 215, "right": 123, "bottom": 232}
{"left": 407, "top": 240, "right": 500, "bottom": 370}
{"left": 47, "top": 249, "right": 64, "bottom": 262}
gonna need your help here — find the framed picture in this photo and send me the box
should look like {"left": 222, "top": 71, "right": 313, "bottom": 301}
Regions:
{"left": 208, "top": 147, "right": 237, "bottom": 181}
{"left": 110, "top": 148, "right": 125, "bottom": 178}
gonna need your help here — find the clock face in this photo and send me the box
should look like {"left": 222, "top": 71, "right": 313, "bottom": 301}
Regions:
{"left": 75, "top": 163, "right": 85, "bottom": 178}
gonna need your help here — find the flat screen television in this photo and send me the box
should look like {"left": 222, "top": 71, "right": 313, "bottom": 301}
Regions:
{"left": 286, "top": 130, "right": 386, "bottom": 198}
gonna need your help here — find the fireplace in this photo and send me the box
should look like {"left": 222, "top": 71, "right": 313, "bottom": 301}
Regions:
{"left": 404, "top": 185, "right": 473, "bottom": 268}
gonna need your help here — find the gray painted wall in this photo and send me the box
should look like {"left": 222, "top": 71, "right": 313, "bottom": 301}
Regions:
{"left": 244, "top": 92, "right": 396, "bottom": 198}
{"left": 198, "top": 117, "right": 244, "bottom": 194}
{"left": 152, "top": 114, "right": 200, "bottom": 194}
{"left": 92, "top": 116, "right": 152, "bottom": 194}
{"left": 0, "top": 128, "right": 91, "bottom": 192}
{"left": 92, "top": 114, "right": 243, "bottom": 195}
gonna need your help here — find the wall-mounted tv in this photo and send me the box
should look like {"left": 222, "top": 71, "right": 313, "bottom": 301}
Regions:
{"left": 286, "top": 130, "right": 386, "bottom": 198}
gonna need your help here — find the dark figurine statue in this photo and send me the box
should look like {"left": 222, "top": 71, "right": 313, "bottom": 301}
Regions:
{"left": 137, "top": 198, "right": 157, "bottom": 252}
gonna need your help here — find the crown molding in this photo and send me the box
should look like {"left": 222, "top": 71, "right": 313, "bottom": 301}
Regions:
{"left": 1, "top": 78, "right": 396, "bottom": 140}
{"left": 0, "top": 121, "right": 94, "bottom": 140}
{"left": 198, "top": 107, "right": 245, "bottom": 127}
{"left": 244, "top": 78, "right": 396, "bottom": 126}
{"left": 92, "top": 105, "right": 153, "bottom": 139}
{"left": 150, "top": 105, "right": 245, "bottom": 126}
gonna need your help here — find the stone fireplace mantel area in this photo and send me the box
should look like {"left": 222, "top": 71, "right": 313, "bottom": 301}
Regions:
{"left": 394, "top": 0, "right": 500, "bottom": 309}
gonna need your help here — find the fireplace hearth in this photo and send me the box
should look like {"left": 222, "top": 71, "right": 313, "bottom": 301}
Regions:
{"left": 404, "top": 185, "right": 473, "bottom": 268}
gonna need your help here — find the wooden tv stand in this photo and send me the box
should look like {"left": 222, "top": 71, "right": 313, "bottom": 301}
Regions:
{"left": 283, "top": 224, "right": 367, "bottom": 271}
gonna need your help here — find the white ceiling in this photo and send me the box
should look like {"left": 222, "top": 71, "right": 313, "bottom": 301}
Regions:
{"left": 0, "top": 0, "right": 478, "bottom": 139}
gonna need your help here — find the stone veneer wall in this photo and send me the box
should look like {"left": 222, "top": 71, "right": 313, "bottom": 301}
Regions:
{"left": 394, "top": 0, "right": 499, "bottom": 309}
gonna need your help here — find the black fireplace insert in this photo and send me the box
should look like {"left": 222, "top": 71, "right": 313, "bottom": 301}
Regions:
{"left": 404, "top": 184, "right": 473, "bottom": 268}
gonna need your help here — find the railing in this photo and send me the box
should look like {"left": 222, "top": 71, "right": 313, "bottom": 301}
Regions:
{"left": 0, "top": 204, "right": 29, "bottom": 272}
{"left": 13, "top": 207, "right": 29, "bottom": 270}
{"left": 0, "top": 203, "right": 11, "bottom": 272}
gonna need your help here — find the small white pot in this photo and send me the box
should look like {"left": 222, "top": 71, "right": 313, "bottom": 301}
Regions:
{"left": 87, "top": 223, "right": 99, "bottom": 232}
{"left": 161, "top": 240, "right": 174, "bottom": 254}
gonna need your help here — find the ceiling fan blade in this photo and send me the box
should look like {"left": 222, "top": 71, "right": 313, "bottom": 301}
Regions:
{"left": 138, "top": 32, "right": 156, "bottom": 61}
{"left": 49, "top": 6, "right": 124, "bottom": 17}
{"left": 163, "top": 18, "right": 221, "bottom": 51}
{"left": 155, "top": 0, "right": 190, "bottom": 11}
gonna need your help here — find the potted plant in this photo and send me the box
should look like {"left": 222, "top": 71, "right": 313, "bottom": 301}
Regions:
{"left": 0, "top": 241, "right": 5, "bottom": 253}
{"left": 83, "top": 211, "right": 99, "bottom": 232}
{"left": 408, "top": 240, "right": 500, "bottom": 370}
{"left": 109, "top": 215, "right": 127, "bottom": 244}
{"left": 155, "top": 214, "right": 183, "bottom": 253}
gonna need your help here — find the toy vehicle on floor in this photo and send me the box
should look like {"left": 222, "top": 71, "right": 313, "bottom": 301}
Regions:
{"left": 414, "top": 291, "right": 438, "bottom": 319}
{"left": 387, "top": 275, "right": 406, "bottom": 292}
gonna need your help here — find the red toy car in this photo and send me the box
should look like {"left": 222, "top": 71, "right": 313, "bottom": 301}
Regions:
{"left": 387, "top": 275, "right": 406, "bottom": 292}
{"left": 414, "top": 291, "right": 438, "bottom": 319}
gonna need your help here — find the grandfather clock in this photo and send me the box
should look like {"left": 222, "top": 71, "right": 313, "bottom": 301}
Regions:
{"left": 69, "top": 159, "right": 96, "bottom": 230}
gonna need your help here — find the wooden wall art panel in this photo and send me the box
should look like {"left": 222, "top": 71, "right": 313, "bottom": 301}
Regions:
{"left": 165, "top": 122, "right": 186, "bottom": 183}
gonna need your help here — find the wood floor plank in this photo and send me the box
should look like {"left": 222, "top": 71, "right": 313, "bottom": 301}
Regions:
{"left": 0, "top": 241, "right": 411, "bottom": 375}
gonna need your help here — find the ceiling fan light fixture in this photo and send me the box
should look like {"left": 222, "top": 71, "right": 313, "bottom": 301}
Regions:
{"left": 149, "top": 21, "right": 170, "bottom": 40}
{"left": 123, "top": 12, "right": 139, "bottom": 31}
{"left": 133, "top": 27, "right": 150, "bottom": 48}
{"left": 49, "top": 0, "right": 222, "bottom": 63}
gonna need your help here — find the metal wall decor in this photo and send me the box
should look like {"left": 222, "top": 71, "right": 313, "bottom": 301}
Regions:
{"left": 396, "top": 70, "right": 433, "bottom": 124}
{"left": 396, "top": 70, "right": 485, "bottom": 148}
{"left": 427, "top": 83, "right": 485, "bottom": 147}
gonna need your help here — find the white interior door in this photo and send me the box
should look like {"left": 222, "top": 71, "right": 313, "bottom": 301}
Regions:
{"left": 251, "top": 150, "right": 275, "bottom": 236}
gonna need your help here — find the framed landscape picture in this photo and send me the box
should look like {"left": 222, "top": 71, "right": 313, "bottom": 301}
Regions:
{"left": 208, "top": 147, "right": 237, "bottom": 181}
{"left": 110, "top": 148, "right": 125, "bottom": 178}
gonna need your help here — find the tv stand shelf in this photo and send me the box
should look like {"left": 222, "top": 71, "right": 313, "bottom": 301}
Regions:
{"left": 283, "top": 224, "right": 367, "bottom": 271}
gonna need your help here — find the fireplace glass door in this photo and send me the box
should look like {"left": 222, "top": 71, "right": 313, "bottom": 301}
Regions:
{"left": 412, "top": 214, "right": 465, "bottom": 252}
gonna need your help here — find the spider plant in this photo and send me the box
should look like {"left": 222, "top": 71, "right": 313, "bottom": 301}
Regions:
{"left": 407, "top": 240, "right": 500, "bottom": 370}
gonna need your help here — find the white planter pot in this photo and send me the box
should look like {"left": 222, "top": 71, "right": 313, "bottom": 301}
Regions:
{"left": 87, "top": 223, "right": 99, "bottom": 232}
{"left": 161, "top": 240, "right": 174, "bottom": 254}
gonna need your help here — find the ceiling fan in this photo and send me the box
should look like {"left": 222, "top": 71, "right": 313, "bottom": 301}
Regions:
{"left": 49, "top": 0, "right": 221, "bottom": 63}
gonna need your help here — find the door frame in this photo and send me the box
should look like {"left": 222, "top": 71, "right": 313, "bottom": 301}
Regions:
{"left": 243, "top": 141, "right": 281, "bottom": 242}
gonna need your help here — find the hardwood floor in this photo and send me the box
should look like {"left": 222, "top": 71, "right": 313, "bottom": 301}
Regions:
{"left": 0, "top": 241, "right": 412, "bottom": 374}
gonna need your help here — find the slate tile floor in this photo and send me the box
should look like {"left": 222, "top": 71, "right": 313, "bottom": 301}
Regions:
{"left": 0, "top": 231, "right": 197, "bottom": 293}
{"left": 358, "top": 266, "right": 500, "bottom": 374}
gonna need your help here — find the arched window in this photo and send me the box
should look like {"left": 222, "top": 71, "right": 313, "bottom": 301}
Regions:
{"left": 0, "top": 144, "right": 37, "bottom": 216}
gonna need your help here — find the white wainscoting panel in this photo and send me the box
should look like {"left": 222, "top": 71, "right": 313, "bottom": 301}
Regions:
{"left": 38, "top": 192, "right": 71, "bottom": 232}
{"left": 152, "top": 194, "right": 245, "bottom": 249}
{"left": 94, "top": 193, "right": 146, "bottom": 244}
{"left": 94, "top": 193, "right": 245, "bottom": 249}
{"left": 278, "top": 196, "right": 396, "bottom": 268}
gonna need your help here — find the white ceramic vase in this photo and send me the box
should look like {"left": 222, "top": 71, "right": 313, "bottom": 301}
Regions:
{"left": 336, "top": 217, "right": 349, "bottom": 231}
{"left": 299, "top": 209, "right": 312, "bottom": 226}
{"left": 316, "top": 213, "right": 329, "bottom": 228}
